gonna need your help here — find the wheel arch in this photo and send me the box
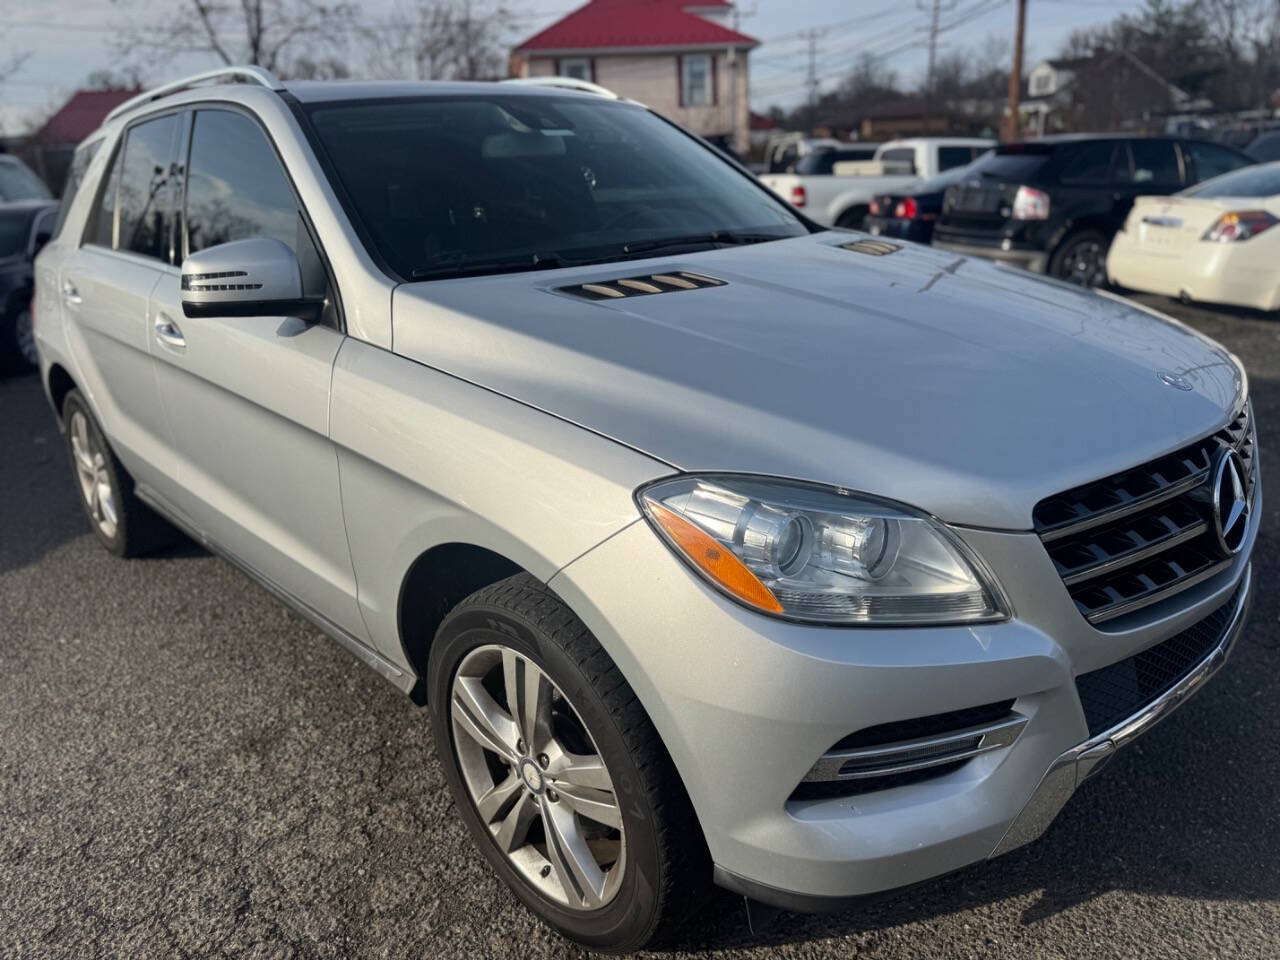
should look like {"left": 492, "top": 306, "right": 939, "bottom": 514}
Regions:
{"left": 397, "top": 541, "right": 524, "bottom": 703}
{"left": 46, "top": 362, "right": 77, "bottom": 422}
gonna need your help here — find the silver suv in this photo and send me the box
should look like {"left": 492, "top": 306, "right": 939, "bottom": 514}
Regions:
{"left": 33, "top": 68, "right": 1260, "bottom": 951}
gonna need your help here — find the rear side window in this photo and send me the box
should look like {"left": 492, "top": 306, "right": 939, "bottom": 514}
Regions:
{"left": 88, "top": 114, "right": 181, "bottom": 261}
{"left": 1124, "top": 140, "right": 1180, "bottom": 186}
{"left": 1184, "top": 141, "right": 1252, "bottom": 184}
{"left": 938, "top": 146, "right": 977, "bottom": 171}
{"left": 879, "top": 148, "right": 916, "bottom": 174}
{"left": 184, "top": 109, "right": 327, "bottom": 299}
{"left": 53, "top": 139, "right": 101, "bottom": 238}
{"left": 1058, "top": 141, "right": 1120, "bottom": 184}
{"left": 795, "top": 147, "right": 876, "bottom": 175}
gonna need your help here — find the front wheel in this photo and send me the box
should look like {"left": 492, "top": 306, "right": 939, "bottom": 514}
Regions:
{"left": 1049, "top": 229, "right": 1110, "bottom": 287}
{"left": 429, "top": 574, "right": 706, "bottom": 952}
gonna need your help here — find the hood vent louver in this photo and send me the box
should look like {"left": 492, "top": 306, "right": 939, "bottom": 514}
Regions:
{"left": 839, "top": 238, "right": 901, "bottom": 257}
{"left": 560, "top": 271, "right": 725, "bottom": 302}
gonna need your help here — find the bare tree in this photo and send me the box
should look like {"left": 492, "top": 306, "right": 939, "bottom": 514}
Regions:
{"left": 362, "top": 0, "right": 520, "bottom": 82}
{"left": 115, "top": 0, "right": 357, "bottom": 79}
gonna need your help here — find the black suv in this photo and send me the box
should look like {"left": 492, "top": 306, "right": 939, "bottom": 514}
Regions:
{"left": 932, "top": 135, "right": 1253, "bottom": 285}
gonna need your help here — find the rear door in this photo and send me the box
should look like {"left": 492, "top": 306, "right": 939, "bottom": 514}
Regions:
{"left": 58, "top": 112, "right": 185, "bottom": 498}
{"left": 148, "top": 105, "right": 365, "bottom": 639}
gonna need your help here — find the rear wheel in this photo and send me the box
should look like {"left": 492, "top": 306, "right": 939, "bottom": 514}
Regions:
{"left": 1, "top": 300, "right": 37, "bottom": 374}
{"left": 835, "top": 205, "right": 869, "bottom": 230}
{"left": 61, "top": 389, "right": 176, "bottom": 556}
{"left": 429, "top": 574, "right": 706, "bottom": 952}
{"left": 1049, "top": 229, "right": 1110, "bottom": 287}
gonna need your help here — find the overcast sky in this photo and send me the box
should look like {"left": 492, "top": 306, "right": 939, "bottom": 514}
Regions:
{"left": 0, "top": 0, "right": 1149, "bottom": 133}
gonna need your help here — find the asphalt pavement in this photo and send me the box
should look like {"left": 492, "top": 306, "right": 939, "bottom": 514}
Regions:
{"left": 2, "top": 294, "right": 1278, "bottom": 959}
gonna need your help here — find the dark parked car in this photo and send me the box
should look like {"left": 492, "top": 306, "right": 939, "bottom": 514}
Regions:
{"left": 0, "top": 155, "right": 52, "bottom": 202}
{"left": 0, "top": 200, "right": 56, "bottom": 373}
{"left": 864, "top": 162, "right": 983, "bottom": 243}
{"left": 932, "top": 135, "right": 1253, "bottom": 285}
{"left": 1245, "top": 130, "right": 1280, "bottom": 162}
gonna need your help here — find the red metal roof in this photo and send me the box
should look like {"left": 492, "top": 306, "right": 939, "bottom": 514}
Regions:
{"left": 516, "top": 0, "right": 757, "bottom": 52}
{"left": 31, "top": 89, "right": 141, "bottom": 144}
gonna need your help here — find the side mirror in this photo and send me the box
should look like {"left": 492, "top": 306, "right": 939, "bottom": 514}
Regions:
{"left": 180, "top": 237, "right": 322, "bottom": 321}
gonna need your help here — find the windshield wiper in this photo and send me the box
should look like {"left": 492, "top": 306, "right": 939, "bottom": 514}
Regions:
{"left": 409, "top": 251, "right": 577, "bottom": 280}
{"left": 621, "top": 231, "right": 785, "bottom": 255}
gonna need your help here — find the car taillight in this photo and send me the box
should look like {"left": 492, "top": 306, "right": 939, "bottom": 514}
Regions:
{"left": 1202, "top": 210, "right": 1278, "bottom": 242}
{"left": 894, "top": 197, "right": 919, "bottom": 220}
{"left": 1011, "top": 185, "right": 1049, "bottom": 220}
{"left": 789, "top": 185, "right": 807, "bottom": 207}
{"left": 869, "top": 199, "right": 881, "bottom": 216}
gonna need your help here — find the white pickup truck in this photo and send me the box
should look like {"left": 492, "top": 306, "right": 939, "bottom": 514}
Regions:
{"left": 759, "top": 137, "right": 994, "bottom": 228}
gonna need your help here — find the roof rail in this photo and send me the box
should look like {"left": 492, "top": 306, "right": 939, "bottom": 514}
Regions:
{"left": 502, "top": 76, "right": 620, "bottom": 100}
{"left": 104, "top": 66, "right": 284, "bottom": 124}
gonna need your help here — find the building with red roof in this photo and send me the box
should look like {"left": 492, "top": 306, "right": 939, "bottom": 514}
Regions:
{"left": 23, "top": 88, "right": 141, "bottom": 195}
{"left": 511, "top": 0, "right": 758, "bottom": 153}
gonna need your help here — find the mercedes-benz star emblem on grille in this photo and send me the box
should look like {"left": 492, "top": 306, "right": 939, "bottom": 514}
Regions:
{"left": 1157, "top": 370, "right": 1194, "bottom": 391}
{"left": 1212, "top": 448, "right": 1250, "bottom": 555}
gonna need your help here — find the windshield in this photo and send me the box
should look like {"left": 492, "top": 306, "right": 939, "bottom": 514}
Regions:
{"left": 1182, "top": 161, "right": 1280, "bottom": 198}
{"left": 0, "top": 159, "right": 52, "bottom": 202}
{"left": 305, "top": 95, "right": 808, "bottom": 280}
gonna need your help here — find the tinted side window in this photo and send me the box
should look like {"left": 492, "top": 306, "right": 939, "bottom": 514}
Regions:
{"left": 116, "top": 114, "right": 181, "bottom": 261}
{"left": 1185, "top": 141, "right": 1252, "bottom": 183}
{"left": 938, "top": 146, "right": 974, "bottom": 171}
{"left": 185, "top": 109, "right": 326, "bottom": 298}
{"left": 1058, "top": 141, "right": 1119, "bottom": 184}
{"left": 880, "top": 148, "right": 916, "bottom": 174}
{"left": 53, "top": 139, "right": 101, "bottom": 238}
{"left": 1124, "top": 140, "right": 1180, "bottom": 186}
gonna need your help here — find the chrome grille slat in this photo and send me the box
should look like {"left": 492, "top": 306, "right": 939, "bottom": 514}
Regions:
{"left": 1035, "top": 402, "right": 1255, "bottom": 625}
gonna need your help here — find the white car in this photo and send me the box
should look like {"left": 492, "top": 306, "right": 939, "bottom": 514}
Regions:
{"left": 1107, "top": 161, "right": 1280, "bottom": 311}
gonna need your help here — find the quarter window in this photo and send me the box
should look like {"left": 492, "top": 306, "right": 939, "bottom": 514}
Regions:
{"left": 680, "top": 54, "right": 713, "bottom": 107}
{"left": 184, "top": 109, "right": 327, "bottom": 299}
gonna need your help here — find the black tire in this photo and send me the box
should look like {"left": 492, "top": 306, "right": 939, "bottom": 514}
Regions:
{"left": 0, "top": 298, "right": 37, "bottom": 375}
{"left": 835, "top": 205, "right": 869, "bottom": 230}
{"left": 1049, "top": 229, "right": 1110, "bottom": 287}
{"left": 428, "top": 573, "right": 707, "bottom": 953}
{"left": 61, "top": 389, "right": 176, "bottom": 557}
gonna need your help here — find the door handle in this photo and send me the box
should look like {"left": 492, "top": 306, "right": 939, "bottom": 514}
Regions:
{"left": 62, "top": 280, "right": 82, "bottom": 305}
{"left": 154, "top": 312, "right": 186, "bottom": 349}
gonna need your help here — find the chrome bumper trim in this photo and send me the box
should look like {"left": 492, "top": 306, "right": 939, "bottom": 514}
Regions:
{"left": 803, "top": 713, "right": 1027, "bottom": 783}
{"left": 990, "top": 563, "right": 1253, "bottom": 859}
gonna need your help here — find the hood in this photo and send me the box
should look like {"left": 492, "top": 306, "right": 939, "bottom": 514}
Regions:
{"left": 390, "top": 234, "right": 1243, "bottom": 529}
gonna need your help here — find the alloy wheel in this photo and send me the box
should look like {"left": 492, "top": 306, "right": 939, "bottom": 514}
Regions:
{"left": 450, "top": 644, "right": 626, "bottom": 911}
{"left": 1061, "top": 240, "right": 1105, "bottom": 287}
{"left": 69, "top": 410, "right": 118, "bottom": 539}
{"left": 15, "top": 308, "right": 36, "bottom": 367}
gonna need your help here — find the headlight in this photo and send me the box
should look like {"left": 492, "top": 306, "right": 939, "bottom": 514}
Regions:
{"left": 637, "top": 475, "right": 1008, "bottom": 626}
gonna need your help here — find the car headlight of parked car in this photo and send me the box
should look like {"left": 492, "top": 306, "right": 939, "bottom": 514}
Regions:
{"left": 637, "top": 475, "right": 1008, "bottom": 625}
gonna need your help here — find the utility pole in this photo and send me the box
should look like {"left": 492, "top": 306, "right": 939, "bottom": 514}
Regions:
{"left": 1004, "top": 0, "right": 1027, "bottom": 140}
{"left": 919, "top": 0, "right": 956, "bottom": 131}
{"left": 805, "top": 28, "right": 819, "bottom": 136}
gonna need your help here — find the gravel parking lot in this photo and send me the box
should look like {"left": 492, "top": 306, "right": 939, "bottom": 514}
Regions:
{"left": 2, "top": 294, "right": 1278, "bottom": 960}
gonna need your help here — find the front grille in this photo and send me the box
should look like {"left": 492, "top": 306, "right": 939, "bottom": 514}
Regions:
{"left": 1034, "top": 403, "right": 1256, "bottom": 625}
{"left": 1075, "top": 582, "right": 1242, "bottom": 737}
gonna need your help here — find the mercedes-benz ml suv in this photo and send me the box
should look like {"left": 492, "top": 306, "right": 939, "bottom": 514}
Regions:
{"left": 32, "top": 69, "right": 1260, "bottom": 952}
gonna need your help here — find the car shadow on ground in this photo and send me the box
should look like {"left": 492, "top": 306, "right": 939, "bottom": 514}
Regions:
{"left": 0, "top": 371, "right": 206, "bottom": 576}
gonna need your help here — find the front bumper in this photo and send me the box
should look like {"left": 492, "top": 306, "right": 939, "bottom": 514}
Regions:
{"left": 549, "top": 491, "right": 1259, "bottom": 907}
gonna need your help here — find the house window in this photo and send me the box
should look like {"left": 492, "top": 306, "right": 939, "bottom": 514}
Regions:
{"left": 680, "top": 53, "right": 714, "bottom": 107}
{"left": 557, "top": 58, "right": 593, "bottom": 82}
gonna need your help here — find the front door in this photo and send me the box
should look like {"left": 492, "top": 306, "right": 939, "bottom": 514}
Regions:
{"left": 149, "top": 106, "right": 365, "bottom": 640}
